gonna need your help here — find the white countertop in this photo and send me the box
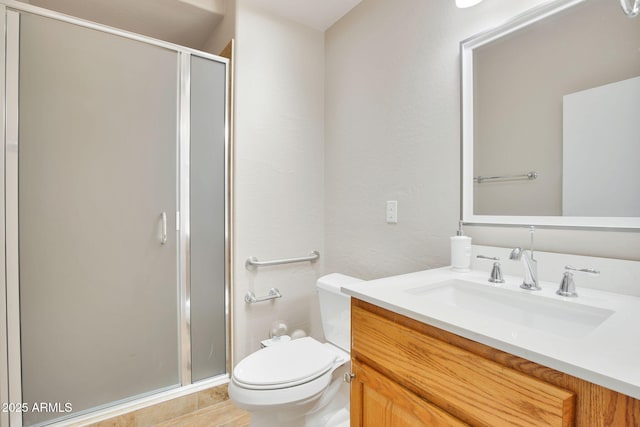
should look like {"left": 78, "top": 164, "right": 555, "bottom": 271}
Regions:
{"left": 341, "top": 267, "right": 640, "bottom": 400}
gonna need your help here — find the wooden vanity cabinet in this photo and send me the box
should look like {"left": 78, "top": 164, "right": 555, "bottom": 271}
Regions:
{"left": 350, "top": 298, "right": 640, "bottom": 427}
{"left": 351, "top": 358, "right": 470, "bottom": 426}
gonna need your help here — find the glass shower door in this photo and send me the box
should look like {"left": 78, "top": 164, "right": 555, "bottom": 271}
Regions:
{"left": 15, "top": 12, "right": 179, "bottom": 426}
{"left": 189, "top": 55, "right": 228, "bottom": 382}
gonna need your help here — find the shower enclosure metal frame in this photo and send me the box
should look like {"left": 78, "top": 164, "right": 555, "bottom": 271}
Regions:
{"left": 0, "top": 1, "right": 232, "bottom": 425}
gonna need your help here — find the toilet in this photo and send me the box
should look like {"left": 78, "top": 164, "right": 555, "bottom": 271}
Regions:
{"left": 229, "top": 273, "right": 362, "bottom": 427}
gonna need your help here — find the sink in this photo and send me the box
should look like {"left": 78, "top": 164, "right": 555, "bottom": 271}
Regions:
{"left": 405, "top": 279, "right": 615, "bottom": 338}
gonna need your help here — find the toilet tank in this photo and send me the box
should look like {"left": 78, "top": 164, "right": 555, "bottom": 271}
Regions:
{"left": 317, "top": 273, "right": 363, "bottom": 352}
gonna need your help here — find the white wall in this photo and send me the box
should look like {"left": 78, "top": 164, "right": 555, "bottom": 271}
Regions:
{"left": 202, "top": 0, "right": 235, "bottom": 54}
{"left": 563, "top": 76, "right": 640, "bottom": 217}
{"left": 229, "top": 0, "right": 640, "bottom": 364}
{"left": 324, "top": 0, "right": 640, "bottom": 279}
{"left": 324, "top": 0, "right": 538, "bottom": 278}
{"left": 232, "top": 0, "right": 325, "bottom": 362}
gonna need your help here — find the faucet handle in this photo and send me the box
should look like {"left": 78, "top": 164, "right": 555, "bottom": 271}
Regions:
{"left": 476, "top": 255, "right": 505, "bottom": 283}
{"left": 476, "top": 254, "right": 499, "bottom": 261}
{"left": 557, "top": 265, "right": 600, "bottom": 297}
{"left": 565, "top": 265, "right": 600, "bottom": 275}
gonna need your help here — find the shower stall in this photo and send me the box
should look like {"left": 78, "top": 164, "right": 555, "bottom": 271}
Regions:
{"left": 0, "top": 2, "right": 230, "bottom": 426}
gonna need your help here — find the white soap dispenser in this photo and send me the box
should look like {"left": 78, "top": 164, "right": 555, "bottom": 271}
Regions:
{"left": 450, "top": 222, "right": 472, "bottom": 272}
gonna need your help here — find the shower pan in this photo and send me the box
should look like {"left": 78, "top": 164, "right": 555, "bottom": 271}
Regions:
{"left": 0, "top": 2, "right": 230, "bottom": 426}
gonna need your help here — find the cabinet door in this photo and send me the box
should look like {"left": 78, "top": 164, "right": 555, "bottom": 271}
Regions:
{"left": 351, "top": 360, "right": 469, "bottom": 427}
{"left": 352, "top": 303, "right": 575, "bottom": 426}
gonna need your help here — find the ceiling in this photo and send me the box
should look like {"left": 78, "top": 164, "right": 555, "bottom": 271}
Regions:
{"left": 17, "top": 0, "right": 362, "bottom": 50}
{"left": 245, "top": 0, "right": 362, "bottom": 31}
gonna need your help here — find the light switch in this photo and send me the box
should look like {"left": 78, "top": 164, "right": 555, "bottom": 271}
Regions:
{"left": 386, "top": 200, "right": 398, "bottom": 224}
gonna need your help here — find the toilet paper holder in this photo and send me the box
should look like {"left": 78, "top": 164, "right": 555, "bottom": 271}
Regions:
{"left": 245, "top": 288, "right": 282, "bottom": 304}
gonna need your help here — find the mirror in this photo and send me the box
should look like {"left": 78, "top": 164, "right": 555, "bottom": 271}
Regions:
{"left": 461, "top": 0, "right": 640, "bottom": 228}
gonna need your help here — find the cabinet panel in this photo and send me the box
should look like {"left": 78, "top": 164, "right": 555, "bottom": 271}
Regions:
{"left": 354, "top": 299, "right": 640, "bottom": 426}
{"left": 351, "top": 360, "right": 468, "bottom": 427}
{"left": 352, "top": 304, "right": 575, "bottom": 427}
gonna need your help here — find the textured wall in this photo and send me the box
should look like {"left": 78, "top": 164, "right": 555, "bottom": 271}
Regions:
{"left": 324, "top": 0, "right": 640, "bottom": 279}
{"left": 233, "top": 0, "right": 325, "bottom": 362}
{"left": 324, "top": 0, "right": 535, "bottom": 279}
{"left": 230, "top": 0, "right": 640, "bottom": 363}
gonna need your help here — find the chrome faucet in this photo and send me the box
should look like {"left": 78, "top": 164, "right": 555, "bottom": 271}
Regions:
{"left": 557, "top": 265, "right": 600, "bottom": 297}
{"left": 510, "top": 226, "right": 541, "bottom": 291}
{"left": 509, "top": 247, "right": 541, "bottom": 290}
{"left": 476, "top": 255, "right": 505, "bottom": 283}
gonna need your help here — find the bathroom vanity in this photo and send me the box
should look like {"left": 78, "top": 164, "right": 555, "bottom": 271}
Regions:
{"left": 342, "top": 267, "right": 640, "bottom": 426}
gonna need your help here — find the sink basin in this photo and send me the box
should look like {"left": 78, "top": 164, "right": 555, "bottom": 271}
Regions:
{"left": 405, "top": 279, "right": 614, "bottom": 338}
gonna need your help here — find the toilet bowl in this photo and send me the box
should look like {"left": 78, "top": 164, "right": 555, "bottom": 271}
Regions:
{"left": 229, "top": 273, "right": 362, "bottom": 427}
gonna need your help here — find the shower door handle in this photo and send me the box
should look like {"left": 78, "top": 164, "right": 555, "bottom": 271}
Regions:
{"left": 160, "top": 212, "right": 167, "bottom": 245}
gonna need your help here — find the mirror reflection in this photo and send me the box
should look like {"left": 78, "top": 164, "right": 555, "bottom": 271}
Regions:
{"left": 469, "top": 0, "right": 640, "bottom": 218}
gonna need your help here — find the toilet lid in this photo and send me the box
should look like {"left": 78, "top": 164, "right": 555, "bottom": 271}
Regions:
{"left": 233, "top": 337, "right": 337, "bottom": 389}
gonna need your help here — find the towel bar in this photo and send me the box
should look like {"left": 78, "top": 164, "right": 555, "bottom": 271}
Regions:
{"left": 245, "top": 251, "right": 320, "bottom": 270}
{"left": 474, "top": 171, "right": 538, "bottom": 184}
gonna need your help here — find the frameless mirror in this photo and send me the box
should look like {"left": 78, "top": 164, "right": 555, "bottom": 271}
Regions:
{"left": 461, "top": 0, "right": 640, "bottom": 228}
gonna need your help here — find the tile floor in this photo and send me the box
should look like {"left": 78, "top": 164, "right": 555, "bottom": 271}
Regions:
{"left": 87, "top": 384, "right": 249, "bottom": 427}
{"left": 151, "top": 400, "right": 250, "bottom": 427}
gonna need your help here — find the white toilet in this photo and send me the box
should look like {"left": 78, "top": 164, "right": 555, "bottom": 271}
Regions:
{"left": 229, "top": 273, "right": 362, "bottom": 427}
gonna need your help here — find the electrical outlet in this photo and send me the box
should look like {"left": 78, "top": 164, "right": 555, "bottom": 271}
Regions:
{"left": 386, "top": 200, "right": 398, "bottom": 224}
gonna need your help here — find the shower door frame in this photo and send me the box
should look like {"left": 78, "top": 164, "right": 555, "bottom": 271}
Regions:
{"left": 0, "top": 1, "right": 232, "bottom": 426}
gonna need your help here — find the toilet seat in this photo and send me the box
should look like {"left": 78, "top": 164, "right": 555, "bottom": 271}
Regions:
{"left": 232, "top": 337, "right": 337, "bottom": 390}
{"left": 229, "top": 274, "right": 357, "bottom": 424}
